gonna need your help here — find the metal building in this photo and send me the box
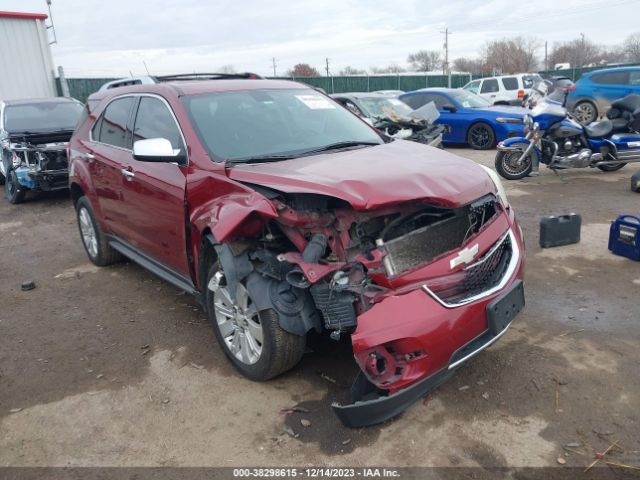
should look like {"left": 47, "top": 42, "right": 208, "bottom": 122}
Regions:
{"left": 0, "top": 11, "right": 56, "bottom": 100}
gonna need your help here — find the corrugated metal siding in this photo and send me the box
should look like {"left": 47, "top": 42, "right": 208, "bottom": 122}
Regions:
{"left": 0, "top": 17, "right": 56, "bottom": 100}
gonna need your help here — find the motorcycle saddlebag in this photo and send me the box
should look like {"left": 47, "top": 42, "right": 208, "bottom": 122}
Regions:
{"left": 539, "top": 213, "right": 581, "bottom": 248}
{"left": 609, "top": 215, "right": 640, "bottom": 261}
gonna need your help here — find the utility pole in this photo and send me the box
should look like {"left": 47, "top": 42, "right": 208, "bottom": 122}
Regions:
{"left": 580, "top": 32, "right": 585, "bottom": 67}
{"left": 544, "top": 41, "right": 548, "bottom": 71}
{"left": 441, "top": 27, "right": 451, "bottom": 87}
{"left": 325, "top": 58, "right": 330, "bottom": 77}
{"left": 271, "top": 57, "right": 277, "bottom": 77}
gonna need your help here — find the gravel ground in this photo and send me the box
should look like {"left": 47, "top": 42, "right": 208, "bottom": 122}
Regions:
{"left": 0, "top": 148, "right": 638, "bottom": 470}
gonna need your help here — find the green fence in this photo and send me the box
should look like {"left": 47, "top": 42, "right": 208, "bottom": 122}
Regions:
{"left": 273, "top": 74, "right": 473, "bottom": 93}
{"left": 538, "top": 62, "right": 640, "bottom": 82}
{"left": 57, "top": 63, "right": 640, "bottom": 102}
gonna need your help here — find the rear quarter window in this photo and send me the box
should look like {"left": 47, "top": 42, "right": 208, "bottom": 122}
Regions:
{"left": 501, "top": 77, "right": 518, "bottom": 90}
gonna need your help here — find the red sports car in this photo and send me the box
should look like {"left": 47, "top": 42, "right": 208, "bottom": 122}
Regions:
{"left": 68, "top": 74, "right": 525, "bottom": 427}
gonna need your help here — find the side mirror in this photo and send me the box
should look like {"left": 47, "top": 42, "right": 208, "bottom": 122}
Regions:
{"left": 133, "top": 138, "right": 186, "bottom": 164}
{"left": 442, "top": 104, "right": 457, "bottom": 113}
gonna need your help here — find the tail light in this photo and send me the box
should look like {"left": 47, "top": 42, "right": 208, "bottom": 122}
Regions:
{"left": 517, "top": 89, "right": 525, "bottom": 99}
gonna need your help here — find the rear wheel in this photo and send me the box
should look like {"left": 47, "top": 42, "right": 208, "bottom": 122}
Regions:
{"left": 574, "top": 101, "right": 597, "bottom": 125}
{"left": 5, "top": 169, "right": 27, "bottom": 204}
{"left": 597, "top": 163, "right": 626, "bottom": 172}
{"left": 495, "top": 149, "right": 533, "bottom": 180}
{"left": 75, "top": 196, "right": 122, "bottom": 266}
{"left": 467, "top": 123, "right": 496, "bottom": 150}
{"left": 206, "top": 264, "right": 305, "bottom": 381}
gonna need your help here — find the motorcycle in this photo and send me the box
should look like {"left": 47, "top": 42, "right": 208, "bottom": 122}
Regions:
{"left": 495, "top": 91, "right": 640, "bottom": 180}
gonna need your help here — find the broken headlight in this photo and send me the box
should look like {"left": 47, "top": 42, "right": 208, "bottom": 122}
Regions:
{"left": 479, "top": 164, "right": 509, "bottom": 209}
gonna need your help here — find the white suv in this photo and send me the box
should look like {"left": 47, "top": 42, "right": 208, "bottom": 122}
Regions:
{"left": 462, "top": 74, "right": 543, "bottom": 105}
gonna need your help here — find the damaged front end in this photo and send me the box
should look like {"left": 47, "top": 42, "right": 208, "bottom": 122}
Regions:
{"left": 374, "top": 102, "right": 448, "bottom": 148}
{"left": 216, "top": 185, "right": 524, "bottom": 427}
{"left": 3, "top": 132, "right": 71, "bottom": 192}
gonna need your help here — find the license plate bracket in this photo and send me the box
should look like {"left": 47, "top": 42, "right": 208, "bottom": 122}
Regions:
{"left": 487, "top": 280, "right": 525, "bottom": 336}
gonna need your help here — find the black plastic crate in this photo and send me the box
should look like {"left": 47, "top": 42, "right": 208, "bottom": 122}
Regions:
{"left": 539, "top": 213, "right": 581, "bottom": 248}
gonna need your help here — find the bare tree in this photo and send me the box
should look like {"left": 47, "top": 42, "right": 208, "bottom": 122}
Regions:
{"left": 453, "top": 57, "right": 485, "bottom": 75}
{"left": 370, "top": 64, "right": 406, "bottom": 74}
{"left": 482, "top": 37, "right": 539, "bottom": 74}
{"left": 407, "top": 50, "right": 442, "bottom": 72}
{"left": 217, "top": 64, "right": 236, "bottom": 74}
{"left": 339, "top": 66, "right": 366, "bottom": 75}
{"left": 287, "top": 63, "right": 321, "bottom": 77}
{"left": 624, "top": 32, "right": 640, "bottom": 62}
{"left": 549, "top": 36, "right": 603, "bottom": 68}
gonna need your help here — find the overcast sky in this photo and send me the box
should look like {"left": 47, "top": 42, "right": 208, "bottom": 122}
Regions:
{"left": 4, "top": 0, "right": 640, "bottom": 77}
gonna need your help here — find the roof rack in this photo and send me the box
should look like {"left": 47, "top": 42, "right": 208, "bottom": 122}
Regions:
{"left": 99, "top": 72, "right": 264, "bottom": 91}
{"left": 154, "top": 72, "right": 263, "bottom": 82}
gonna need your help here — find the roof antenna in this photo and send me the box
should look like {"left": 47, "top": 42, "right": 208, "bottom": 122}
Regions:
{"left": 45, "top": 0, "right": 58, "bottom": 45}
{"left": 143, "top": 61, "right": 151, "bottom": 76}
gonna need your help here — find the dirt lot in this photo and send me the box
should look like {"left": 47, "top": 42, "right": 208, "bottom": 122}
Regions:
{"left": 1, "top": 148, "right": 639, "bottom": 470}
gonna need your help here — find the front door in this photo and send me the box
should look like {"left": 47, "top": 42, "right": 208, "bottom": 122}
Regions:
{"left": 117, "top": 95, "right": 190, "bottom": 277}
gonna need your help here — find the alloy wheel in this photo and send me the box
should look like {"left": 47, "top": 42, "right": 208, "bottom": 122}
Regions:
{"left": 78, "top": 207, "right": 98, "bottom": 259}
{"left": 208, "top": 272, "right": 263, "bottom": 365}
{"left": 502, "top": 151, "right": 532, "bottom": 177}
{"left": 469, "top": 125, "right": 492, "bottom": 149}
{"left": 574, "top": 102, "right": 596, "bottom": 124}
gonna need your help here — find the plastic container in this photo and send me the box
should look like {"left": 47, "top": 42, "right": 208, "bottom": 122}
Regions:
{"left": 608, "top": 215, "right": 640, "bottom": 261}
{"left": 539, "top": 213, "right": 581, "bottom": 248}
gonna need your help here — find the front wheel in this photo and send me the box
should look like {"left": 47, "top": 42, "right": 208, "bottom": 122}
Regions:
{"left": 495, "top": 149, "right": 533, "bottom": 180}
{"left": 206, "top": 265, "right": 306, "bottom": 381}
{"left": 5, "top": 169, "right": 27, "bottom": 204}
{"left": 597, "top": 163, "right": 626, "bottom": 172}
{"left": 467, "top": 123, "right": 496, "bottom": 150}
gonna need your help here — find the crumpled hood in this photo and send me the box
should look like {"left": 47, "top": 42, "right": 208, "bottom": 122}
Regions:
{"left": 227, "top": 140, "right": 495, "bottom": 209}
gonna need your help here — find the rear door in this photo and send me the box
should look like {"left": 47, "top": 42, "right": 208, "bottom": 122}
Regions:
{"left": 479, "top": 78, "right": 500, "bottom": 103}
{"left": 118, "top": 95, "right": 190, "bottom": 276}
{"left": 88, "top": 96, "right": 136, "bottom": 237}
{"left": 590, "top": 71, "right": 632, "bottom": 103}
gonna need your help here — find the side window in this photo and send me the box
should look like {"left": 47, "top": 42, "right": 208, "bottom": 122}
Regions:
{"left": 480, "top": 79, "right": 499, "bottom": 93}
{"left": 464, "top": 81, "right": 480, "bottom": 94}
{"left": 133, "top": 97, "right": 185, "bottom": 154}
{"left": 401, "top": 93, "right": 428, "bottom": 110}
{"left": 591, "top": 71, "right": 630, "bottom": 85}
{"left": 501, "top": 77, "right": 518, "bottom": 90}
{"left": 93, "top": 97, "right": 135, "bottom": 148}
{"left": 629, "top": 71, "right": 640, "bottom": 86}
{"left": 426, "top": 94, "right": 449, "bottom": 109}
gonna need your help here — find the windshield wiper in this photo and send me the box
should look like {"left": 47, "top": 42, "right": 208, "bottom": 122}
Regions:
{"left": 297, "top": 141, "right": 381, "bottom": 156}
{"left": 227, "top": 154, "right": 296, "bottom": 165}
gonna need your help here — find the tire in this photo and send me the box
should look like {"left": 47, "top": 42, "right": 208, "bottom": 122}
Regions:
{"left": 5, "top": 169, "right": 27, "bottom": 204}
{"left": 597, "top": 163, "right": 626, "bottom": 172}
{"left": 467, "top": 123, "right": 496, "bottom": 150}
{"left": 206, "top": 264, "right": 305, "bottom": 381}
{"left": 75, "top": 196, "right": 122, "bottom": 266}
{"left": 495, "top": 148, "right": 533, "bottom": 180}
{"left": 573, "top": 101, "right": 598, "bottom": 125}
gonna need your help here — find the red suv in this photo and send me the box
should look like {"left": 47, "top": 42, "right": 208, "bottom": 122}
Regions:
{"left": 69, "top": 74, "right": 525, "bottom": 427}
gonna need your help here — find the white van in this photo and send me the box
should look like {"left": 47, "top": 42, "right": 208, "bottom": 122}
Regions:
{"left": 461, "top": 74, "right": 543, "bottom": 105}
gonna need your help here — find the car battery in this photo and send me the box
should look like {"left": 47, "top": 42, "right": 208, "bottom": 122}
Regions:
{"left": 632, "top": 170, "right": 640, "bottom": 193}
{"left": 608, "top": 215, "right": 640, "bottom": 261}
{"left": 539, "top": 213, "right": 581, "bottom": 248}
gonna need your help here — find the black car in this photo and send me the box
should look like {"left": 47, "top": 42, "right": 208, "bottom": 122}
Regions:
{"left": 0, "top": 97, "right": 83, "bottom": 203}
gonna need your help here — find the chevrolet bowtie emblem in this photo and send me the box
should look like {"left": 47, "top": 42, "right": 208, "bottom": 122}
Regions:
{"left": 450, "top": 243, "right": 479, "bottom": 269}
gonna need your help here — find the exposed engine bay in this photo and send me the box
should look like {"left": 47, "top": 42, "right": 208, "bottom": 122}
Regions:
{"left": 216, "top": 188, "right": 501, "bottom": 340}
{"left": 1, "top": 131, "right": 72, "bottom": 193}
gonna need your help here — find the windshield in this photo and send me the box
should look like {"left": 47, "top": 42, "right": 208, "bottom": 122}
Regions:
{"left": 183, "top": 89, "right": 383, "bottom": 162}
{"left": 4, "top": 101, "right": 83, "bottom": 133}
{"left": 448, "top": 90, "right": 491, "bottom": 108}
{"left": 358, "top": 97, "right": 413, "bottom": 118}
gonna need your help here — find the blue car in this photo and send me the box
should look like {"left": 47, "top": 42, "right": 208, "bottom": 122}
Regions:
{"left": 399, "top": 88, "right": 526, "bottom": 149}
{"left": 567, "top": 66, "right": 640, "bottom": 124}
